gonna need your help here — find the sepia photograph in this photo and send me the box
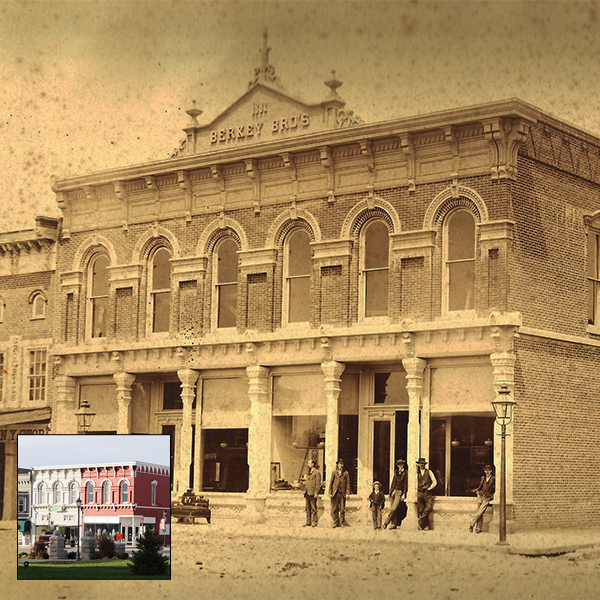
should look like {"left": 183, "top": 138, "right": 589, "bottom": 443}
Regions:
{"left": 1, "top": 1, "right": 600, "bottom": 599}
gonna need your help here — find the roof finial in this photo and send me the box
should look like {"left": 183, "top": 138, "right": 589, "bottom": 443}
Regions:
{"left": 261, "top": 27, "right": 270, "bottom": 72}
{"left": 185, "top": 99, "right": 203, "bottom": 125}
{"left": 248, "top": 27, "right": 282, "bottom": 89}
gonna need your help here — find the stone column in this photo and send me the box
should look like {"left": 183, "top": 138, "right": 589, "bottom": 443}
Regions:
{"left": 54, "top": 375, "right": 78, "bottom": 434}
{"left": 176, "top": 369, "right": 200, "bottom": 497}
{"left": 321, "top": 361, "right": 345, "bottom": 527}
{"left": 114, "top": 373, "right": 136, "bottom": 435}
{"left": 245, "top": 365, "right": 270, "bottom": 523}
{"left": 2, "top": 440, "right": 17, "bottom": 523}
{"left": 402, "top": 357, "right": 427, "bottom": 531}
{"left": 193, "top": 379, "right": 204, "bottom": 495}
{"left": 490, "top": 351, "right": 516, "bottom": 532}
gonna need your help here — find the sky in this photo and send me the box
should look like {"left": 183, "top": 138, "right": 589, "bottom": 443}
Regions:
{"left": 1, "top": 0, "right": 600, "bottom": 232}
{"left": 17, "top": 434, "right": 171, "bottom": 469}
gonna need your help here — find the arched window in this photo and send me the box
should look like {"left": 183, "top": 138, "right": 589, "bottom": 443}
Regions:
{"left": 53, "top": 482, "right": 61, "bottom": 504}
{"left": 121, "top": 481, "right": 128, "bottom": 504}
{"left": 30, "top": 292, "right": 46, "bottom": 319}
{"left": 214, "top": 238, "right": 238, "bottom": 329}
{"left": 86, "top": 482, "right": 94, "bottom": 504}
{"left": 445, "top": 209, "right": 476, "bottom": 312}
{"left": 69, "top": 482, "right": 77, "bottom": 505}
{"left": 361, "top": 219, "right": 389, "bottom": 318}
{"left": 103, "top": 481, "right": 110, "bottom": 504}
{"left": 38, "top": 483, "right": 46, "bottom": 505}
{"left": 88, "top": 254, "right": 109, "bottom": 338}
{"left": 0, "top": 295, "right": 4, "bottom": 322}
{"left": 150, "top": 247, "right": 171, "bottom": 333}
{"left": 284, "top": 229, "right": 311, "bottom": 324}
{"left": 588, "top": 227, "right": 600, "bottom": 327}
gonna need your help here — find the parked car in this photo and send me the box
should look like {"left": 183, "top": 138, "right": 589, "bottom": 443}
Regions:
{"left": 37, "top": 531, "right": 53, "bottom": 543}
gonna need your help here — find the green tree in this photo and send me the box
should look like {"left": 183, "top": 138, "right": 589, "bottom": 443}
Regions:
{"left": 128, "top": 529, "right": 169, "bottom": 576}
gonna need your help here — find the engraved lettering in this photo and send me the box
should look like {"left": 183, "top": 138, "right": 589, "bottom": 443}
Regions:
{"left": 301, "top": 114, "right": 310, "bottom": 126}
{"left": 237, "top": 126, "right": 245, "bottom": 138}
{"left": 290, "top": 116, "right": 297, "bottom": 129}
{"left": 256, "top": 122, "right": 263, "bottom": 135}
{"left": 281, "top": 118, "right": 288, "bottom": 130}
{"left": 219, "top": 130, "right": 226, "bottom": 141}
{"left": 211, "top": 131, "right": 218, "bottom": 143}
{"left": 247, "top": 124, "right": 254, "bottom": 137}
{"left": 228, "top": 128, "right": 235, "bottom": 140}
{"left": 272, "top": 120, "right": 278, "bottom": 132}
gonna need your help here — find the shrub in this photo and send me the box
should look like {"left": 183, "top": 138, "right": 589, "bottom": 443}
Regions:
{"left": 32, "top": 540, "right": 47, "bottom": 559}
{"left": 92, "top": 552, "right": 101, "bottom": 560}
{"left": 118, "top": 552, "right": 129, "bottom": 559}
{"left": 128, "top": 529, "right": 169, "bottom": 576}
{"left": 42, "top": 553, "right": 49, "bottom": 560}
{"left": 67, "top": 551, "right": 77, "bottom": 559}
{"left": 98, "top": 536, "right": 115, "bottom": 559}
{"left": 18, "top": 552, "right": 28, "bottom": 558}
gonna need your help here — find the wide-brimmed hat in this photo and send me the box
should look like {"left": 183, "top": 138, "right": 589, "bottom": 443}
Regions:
{"left": 396, "top": 459, "right": 406, "bottom": 465}
{"left": 484, "top": 464, "right": 493, "bottom": 470}
{"left": 336, "top": 459, "right": 345, "bottom": 465}
{"left": 373, "top": 481, "right": 381, "bottom": 487}
{"left": 416, "top": 458, "right": 427, "bottom": 464}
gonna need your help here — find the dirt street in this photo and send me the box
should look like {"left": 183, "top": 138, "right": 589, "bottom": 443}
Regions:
{"left": 170, "top": 525, "right": 600, "bottom": 600}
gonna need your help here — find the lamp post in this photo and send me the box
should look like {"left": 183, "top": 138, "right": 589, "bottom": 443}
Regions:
{"left": 75, "top": 497, "right": 82, "bottom": 561}
{"left": 75, "top": 399, "right": 96, "bottom": 434}
{"left": 491, "top": 385, "right": 517, "bottom": 546}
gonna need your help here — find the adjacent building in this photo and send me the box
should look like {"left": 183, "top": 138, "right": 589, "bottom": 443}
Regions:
{"left": 17, "top": 467, "right": 31, "bottom": 545}
{"left": 2, "top": 32, "right": 600, "bottom": 532}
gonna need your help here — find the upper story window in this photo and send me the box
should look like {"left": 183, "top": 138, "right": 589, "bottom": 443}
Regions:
{"left": 361, "top": 219, "right": 389, "bottom": 318}
{"left": 121, "top": 481, "right": 128, "bottom": 504}
{"left": 214, "top": 238, "right": 238, "bottom": 329}
{"left": 88, "top": 254, "right": 109, "bottom": 338}
{"left": 69, "top": 482, "right": 77, "bottom": 505}
{"left": 103, "top": 481, "right": 110, "bottom": 504}
{"left": 588, "top": 229, "right": 600, "bottom": 327}
{"left": 444, "top": 209, "right": 476, "bottom": 312}
{"left": 149, "top": 247, "right": 171, "bottom": 334}
{"left": 86, "top": 481, "right": 94, "bottom": 504}
{"left": 28, "top": 349, "right": 47, "bottom": 402}
{"left": 53, "top": 482, "right": 61, "bottom": 504}
{"left": 38, "top": 483, "right": 45, "bottom": 505}
{"left": 0, "top": 352, "right": 4, "bottom": 403}
{"left": 284, "top": 229, "right": 311, "bottom": 324}
{"left": 30, "top": 291, "right": 46, "bottom": 320}
{"left": 151, "top": 481, "right": 157, "bottom": 506}
{"left": 18, "top": 496, "right": 26, "bottom": 513}
{"left": 0, "top": 296, "right": 4, "bottom": 322}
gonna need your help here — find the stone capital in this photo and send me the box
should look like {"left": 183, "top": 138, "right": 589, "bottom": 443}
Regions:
{"left": 113, "top": 372, "right": 136, "bottom": 392}
{"left": 320, "top": 360, "right": 345, "bottom": 384}
{"left": 177, "top": 368, "right": 200, "bottom": 389}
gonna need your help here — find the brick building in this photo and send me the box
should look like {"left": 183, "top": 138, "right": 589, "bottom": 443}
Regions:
{"left": 5, "top": 33, "right": 600, "bottom": 532}
{"left": 0, "top": 218, "right": 57, "bottom": 526}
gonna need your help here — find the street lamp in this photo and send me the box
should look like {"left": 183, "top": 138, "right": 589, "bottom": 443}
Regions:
{"left": 491, "top": 385, "right": 517, "bottom": 546}
{"left": 75, "top": 399, "right": 96, "bottom": 434}
{"left": 75, "top": 497, "right": 82, "bottom": 561}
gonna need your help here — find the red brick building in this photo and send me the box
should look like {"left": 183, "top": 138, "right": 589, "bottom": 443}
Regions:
{"left": 80, "top": 461, "right": 170, "bottom": 544}
{"left": 5, "top": 33, "right": 599, "bottom": 532}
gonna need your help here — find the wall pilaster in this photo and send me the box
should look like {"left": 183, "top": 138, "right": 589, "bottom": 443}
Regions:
{"left": 54, "top": 375, "right": 78, "bottom": 434}
{"left": 176, "top": 369, "right": 199, "bottom": 496}
{"left": 114, "top": 372, "right": 136, "bottom": 435}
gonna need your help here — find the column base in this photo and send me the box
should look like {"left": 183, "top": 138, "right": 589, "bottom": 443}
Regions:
{"left": 244, "top": 496, "right": 267, "bottom": 524}
{"left": 398, "top": 501, "right": 421, "bottom": 531}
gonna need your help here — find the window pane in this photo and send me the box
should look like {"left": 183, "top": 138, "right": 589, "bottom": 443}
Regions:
{"left": 589, "top": 280, "right": 597, "bottom": 325}
{"left": 448, "top": 210, "right": 475, "bottom": 261}
{"left": 122, "top": 483, "right": 128, "bottom": 504}
{"left": 364, "top": 221, "right": 389, "bottom": 269}
{"left": 373, "top": 420, "right": 391, "bottom": 494}
{"left": 365, "top": 269, "right": 389, "bottom": 317}
{"left": 588, "top": 233, "right": 598, "bottom": 278}
{"left": 153, "top": 291, "right": 171, "bottom": 332}
{"left": 217, "top": 239, "right": 238, "bottom": 284}
{"left": 288, "top": 277, "right": 310, "bottom": 323}
{"left": 374, "top": 372, "right": 409, "bottom": 405}
{"left": 288, "top": 230, "right": 311, "bottom": 276}
{"left": 218, "top": 284, "right": 237, "bottom": 328}
{"left": 92, "top": 255, "right": 110, "bottom": 296}
{"left": 33, "top": 295, "right": 45, "bottom": 317}
{"left": 92, "top": 297, "right": 108, "bottom": 338}
{"left": 448, "top": 261, "right": 475, "bottom": 311}
{"left": 87, "top": 483, "right": 93, "bottom": 504}
{"left": 152, "top": 248, "right": 171, "bottom": 291}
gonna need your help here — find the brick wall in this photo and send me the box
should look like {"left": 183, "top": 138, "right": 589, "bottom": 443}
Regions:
{"left": 513, "top": 334, "right": 600, "bottom": 529}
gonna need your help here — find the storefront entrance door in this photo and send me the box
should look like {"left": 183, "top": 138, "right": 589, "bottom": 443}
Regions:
{"left": 371, "top": 411, "right": 408, "bottom": 494}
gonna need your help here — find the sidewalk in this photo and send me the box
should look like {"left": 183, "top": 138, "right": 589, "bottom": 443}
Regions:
{"left": 177, "top": 520, "right": 600, "bottom": 556}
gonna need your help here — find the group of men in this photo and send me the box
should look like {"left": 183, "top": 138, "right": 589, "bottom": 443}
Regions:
{"left": 303, "top": 457, "right": 495, "bottom": 532}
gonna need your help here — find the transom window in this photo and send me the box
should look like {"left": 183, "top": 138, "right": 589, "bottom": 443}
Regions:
{"left": 86, "top": 482, "right": 94, "bottom": 504}
{"left": 150, "top": 247, "right": 172, "bottom": 333}
{"left": 28, "top": 349, "right": 47, "bottom": 402}
{"left": 284, "top": 229, "right": 311, "bottom": 324}
{"left": 103, "top": 481, "right": 110, "bottom": 504}
{"left": 445, "top": 209, "right": 476, "bottom": 312}
{"left": 121, "top": 481, "right": 128, "bottom": 504}
{"left": 88, "top": 254, "right": 109, "bottom": 338}
{"left": 361, "top": 219, "right": 389, "bottom": 318}
{"left": 588, "top": 229, "right": 600, "bottom": 326}
{"left": 215, "top": 238, "right": 238, "bottom": 329}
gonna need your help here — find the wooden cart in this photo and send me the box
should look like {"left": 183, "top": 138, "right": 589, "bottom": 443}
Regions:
{"left": 172, "top": 489, "right": 212, "bottom": 524}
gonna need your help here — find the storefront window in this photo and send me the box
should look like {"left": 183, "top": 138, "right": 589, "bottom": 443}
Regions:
{"left": 271, "top": 373, "right": 326, "bottom": 491}
{"left": 429, "top": 415, "right": 494, "bottom": 497}
{"left": 338, "top": 373, "right": 359, "bottom": 494}
{"left": 162, "top": 381, "right": 196, "bottom": 410}
{"left": 202, "top": 428, "right": 249, "bottom": 492}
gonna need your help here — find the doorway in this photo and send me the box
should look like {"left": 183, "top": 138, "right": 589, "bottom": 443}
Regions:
{"left": 371, "top": 411, "right": 408, "bottom": 494}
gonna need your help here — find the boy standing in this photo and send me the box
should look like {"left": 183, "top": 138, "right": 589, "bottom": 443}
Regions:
{"left": 368, "top": 481, "right": 386, "bottom": 530}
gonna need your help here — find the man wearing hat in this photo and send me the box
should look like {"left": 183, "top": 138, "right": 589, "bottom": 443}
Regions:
{"left": 469, "top": 464, "right": 495, "bottom": 533}
{"left": 383, "top": 459, "right": 408, "bottom": 529}
{"left": 328, "top": 458, "right": 351, "bottom": 527}
{"left": 416, "top": 458, "right": 437, "bottom": 530}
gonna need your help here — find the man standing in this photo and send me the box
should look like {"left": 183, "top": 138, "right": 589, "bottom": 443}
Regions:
{"left": 416, "top": 458, "right": 437, "bottom": 531}
{"left": 303, "top": 459, "right": 321, "bottom": 527}
{"left": 383, "top": 458, "right": 408, "bottom": 529}
{"left": 329, "top": 458, "right": 351, "bottom": 527}
{"left": 469, "top": 464, "right": 495, "bottom": 533}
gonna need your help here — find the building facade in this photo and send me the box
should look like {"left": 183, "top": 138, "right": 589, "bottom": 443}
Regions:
{"left": 3, "top": 34, "right": 600, "bottom": 532}
{"left": 17, "top": 467, "right": 31, "bottom": 545}
{"left": 80, "top": 461, "right": 170, "bottom": 544}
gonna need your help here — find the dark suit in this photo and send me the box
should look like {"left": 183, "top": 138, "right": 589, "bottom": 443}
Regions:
{"left": 329, "top": 469, "right": 351, "bottom": 526}
{"left": 383, "top": 468, "right": 408, "bottom": 529}
{"left": 304, "top": 467, "right": 322, "bottom": 526}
